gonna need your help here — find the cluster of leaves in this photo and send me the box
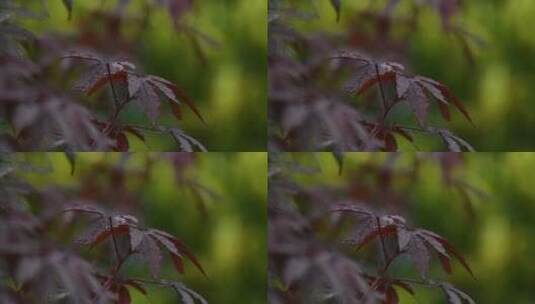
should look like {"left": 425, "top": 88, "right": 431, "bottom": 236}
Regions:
{"left": 268, "top": 153, "right": 479, "bottom": 303}
{"left": 268, "top": 0, "right": 480, "bottom": 151}
{"left": 0, "top": 153, "right": 211, "bottom": 303}
{"left": 0, "top": 0, "right": 206, "bottom": 151}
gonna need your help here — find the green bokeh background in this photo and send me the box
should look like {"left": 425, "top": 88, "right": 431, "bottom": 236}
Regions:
{"left": 283, "top": 1, "right": 535, "bottom": 151}
{"left": 23, "top": 152, "right": 267, "bottom": 304}
{"left": 286, "top": 152, "right": 535, "bottom": 303}
{"left": 24, "top": 0, "right": 266, "bottom": 151}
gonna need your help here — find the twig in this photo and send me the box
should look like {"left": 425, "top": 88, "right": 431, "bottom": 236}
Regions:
{"left": 130, "top": 277, "right": 169, "bottom": 286}
{"left": 396, "top": 277, "right": 439, "bottom": 287}
{"left": 106, "top": 63, "right": 120, "bottom": 110}
{"left": 108, "top": 216, "right": 121, "bottom": 266}
{"left": 396, "top": 125, "right": 433, "bottom": 134}
{"left": 375, "top": 63, "right": 388, "bottom": 121}
{"left": 59, "top": 55, "right": 101, "bottom": 63}
{"left": 376, "top": 216, "right": 389, "bottom": 268}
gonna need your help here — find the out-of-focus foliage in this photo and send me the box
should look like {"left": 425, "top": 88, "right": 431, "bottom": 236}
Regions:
{"left": 269, "top": 152, "right": 479, "bottom": 303}
{"left": 407, "top": 0, "right": 535, "bottom": 150}
{"left": 268, "top": 0, "right": 475, "bottom": 151}
{"left": 17, "top": 0, "right": 266, "bottom": 151}
{"left": 271, "top": 0, "right": 535, "bottom": 150}
{"left": 6, "top": 152, "right": 267, "bottom": 304}
{"left": 274, "top": 152, "right": 535, "bottom": 303}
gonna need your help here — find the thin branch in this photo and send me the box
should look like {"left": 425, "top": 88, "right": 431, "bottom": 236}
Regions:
{"left": 374, "top": 63, "right": 388, "bottom": 121}
{"left": 112, "top": 251, "right": 131, "bottom": 276}
{"left": 376, "top": 216, "right": 388, "bottom": 268}
{"left": 396, "top": 125, "right": 432, "bottom": 134}
{"left": 379, "top": 250, "right": 400, "bottom": 274}
{"left": 61, "top": 208, "right": 103, "bottom": 216}
{"left": 106, "top": 63, "right": 120, "bottom": 110}
{"left": 108, "top": 216, "right": 121, "bottom": 266}
{"left": 382, "top": 97, "right": 400, "bottom": 121}
{"left": 59, "top": 55, "right": 102, "bottom": 63}
{"left": 108, "top": 96, "right": 132, "bottom": 124}
{"left": 104, "top": 88, "right": 133, "bottom": 136}
{"left": 396, "top": 277, "right": 439, "bottom": 287}
{"left": 130, "top": 277, "right": 169, "bottom": 287}
{"left": 328, "top": 55, "right": 371, "bottom": 64}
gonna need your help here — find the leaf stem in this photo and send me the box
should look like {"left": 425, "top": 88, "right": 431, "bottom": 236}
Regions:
{"left": 130, "top": 277, "right": 169, "bottom": 286}
{"left": 396, "top": 125, "right": 432, "bottom": 134}
{"left": 396, "top": 277, "right": 439, "bottom": 288}
{"left": 106, "top": 63, "right": 120, "bottom": 112}
{"left": 59, "top": 55, "right": 101, "bottom": 63}
{"left": 108, "top": 216, "right": 121, "bottom": 267}
{"left": 376, "top": 216, "right": 389, "bottom": 268}
{"left": 375, "top": 63, "right": 388, "bottom": 122}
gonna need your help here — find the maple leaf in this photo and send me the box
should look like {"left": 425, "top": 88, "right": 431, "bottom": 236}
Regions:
{"left": 169, "top": 127, "right": 207, "bottom": 152}
{"left": 138, "top": 233, "right": 163, "bottom": 278}
{"left": 332, "top": 204, "right": 473, "bottom": 279}
{"left": 437, "top": 129, "right": 475, "bottom": 152}
{"left": 416, "top": 229, "right": 474, "bottom": 277}
{"left": 65, "top": 209, "right": 135, "bottom": 249}
{"left": 63, "top": 204, "right": 206, "bottom": 279}
{"left": 11, "top": 99, "right": 112, "bottom": 151}
{"left": 62, "top": 52, "right": 204, "bottom": 123}
{"left": 332, "top": 51, "right": 473, "bottom": 127}
{"left": 333, "top": 51, "right": 401, "bottom": 96}
{"left": 147, "top": 229, "right": 207, "bottom": 277}
{"left": 17, "top": 251, "right": 115, "bottom": 303}
{"left": 441, "top": 282, "right": 476, "bottom": 304}
{"left": 396, "top": 76, "right": 473, "bottom": 125}
{"left": 407, "top": 235, "right": 430, "bottom": 278}
{"left": 332, "top": 204, "right": 404, "bottom": 250}
{"left": 313, "top": 100, "right": 374, "bottom": 151}
{"left": 398, "top": 228, "right": 474, "bottom": 278}
{"left": 62, "top": 53, "right": 131, "bottom": 95}
{"left": 171, "top": 281, "right": 208, "bottom": 304}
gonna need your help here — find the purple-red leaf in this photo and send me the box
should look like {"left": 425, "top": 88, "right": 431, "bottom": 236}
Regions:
{"left": 129, "top": 227, "right": 145, "bottom": 251}
{"left": 397, "top": 228, "right": 412, "bottom": 251}
{"left": 90, "top": 224, "right": 129, "bottom": 249}
{"left": 396, "top": 74, "right": 411, "bottom": 98}
{"left": 438, "top": 85, "right": 473, "bottom": 123}
{"left": 357, "top": 71, "right": 396, "bottom": 96}
{"left": 407, "top": 236, "right": 430, "bottom": 278}
{"left": 135, "top": 81, "right": 161, "bottom": 122}
{"left": 87, "top": 70, "right": 127, "bottom": 96}
{"left": 151, "top": 230, "right": 207, "bottom": 277}
{"left": 171, "top": 253, "right": 185, "bottom": 274}
{"left": 139, "top": 235, "right": 162, "bottom": 278}
{"left": 356, "top": 224, "right": 397, "bottom": 251}
{"left": 419, "top": 230, "right": 475, "bottom": 277}
{"left": 404, "top": 84, "right": 429, "bottom": 126}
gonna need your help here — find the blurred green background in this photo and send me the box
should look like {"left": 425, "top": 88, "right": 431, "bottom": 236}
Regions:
{"left": 24, "top": 152, "right": 267, "bottom": 304}
{"left": 23, "top": 0, "right": 266, "bottom": 151}
{"left": 285, "top": 1, "right": 535, "bottom": 151}
{"left": 287, "top": 152, "right": 535, "bottom": 303}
